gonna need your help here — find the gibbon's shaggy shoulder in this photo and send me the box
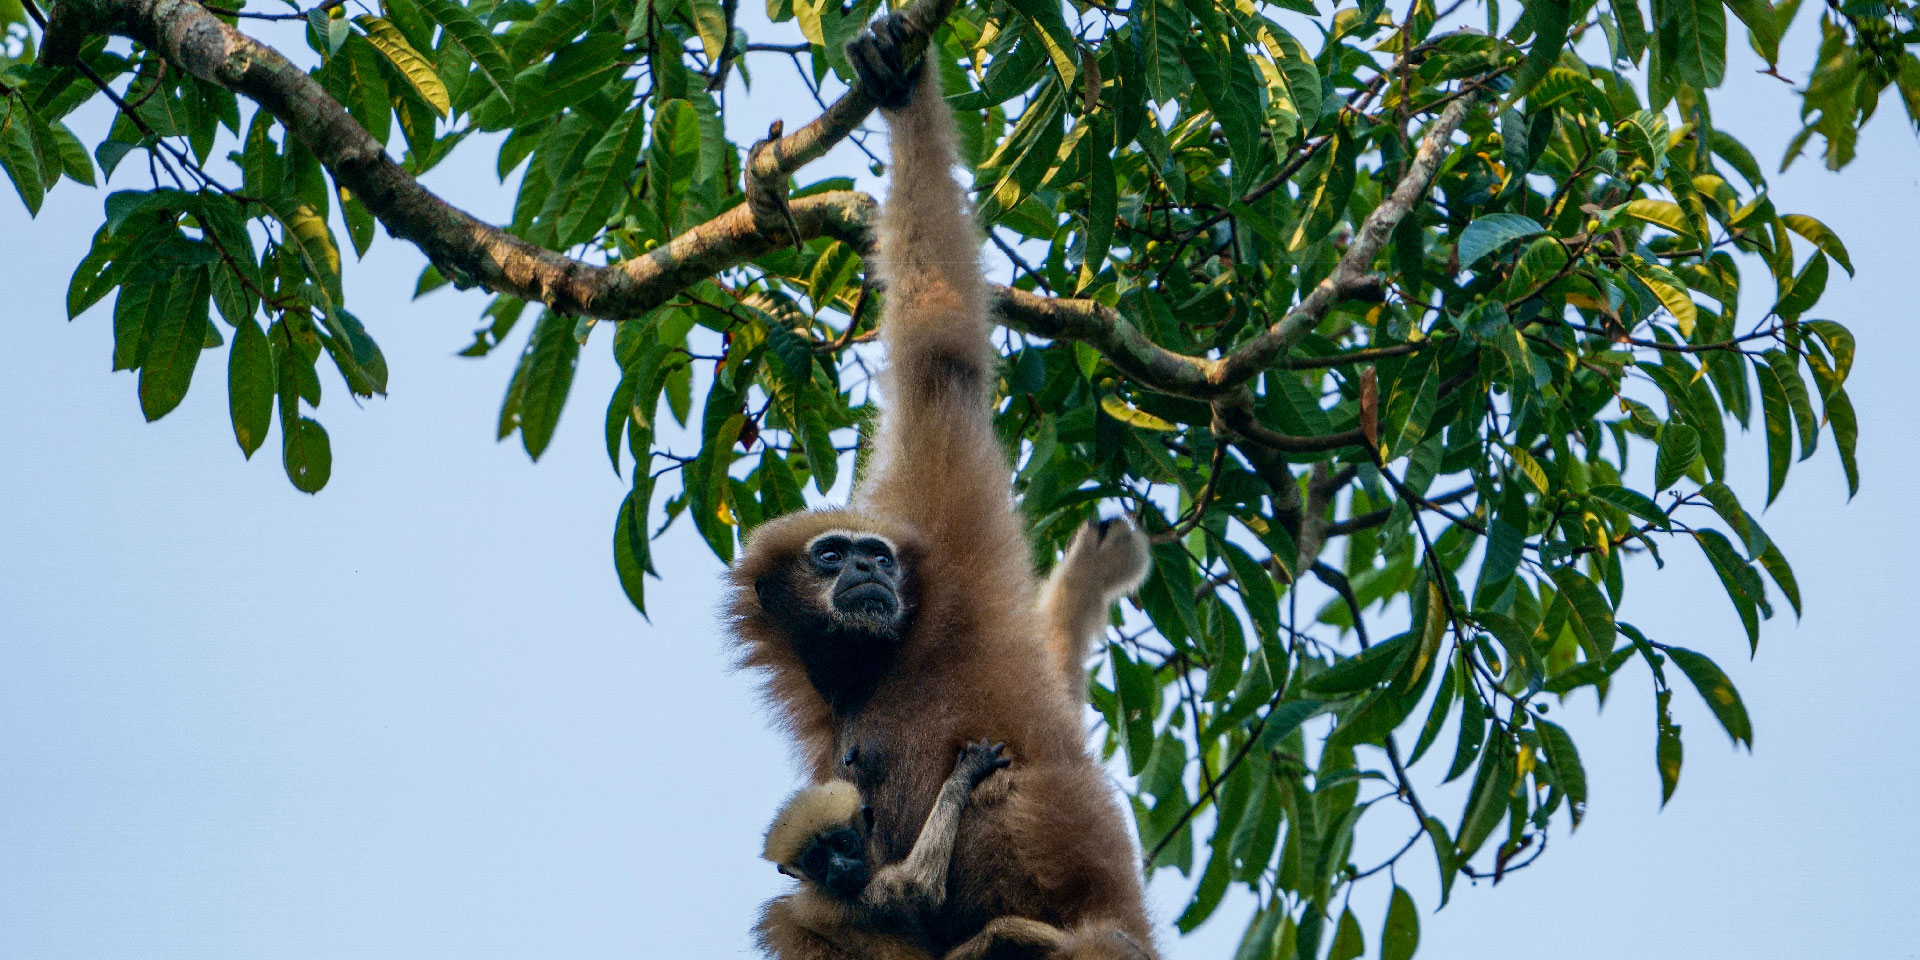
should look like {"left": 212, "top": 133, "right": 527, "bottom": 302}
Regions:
{"left": 726, "top": 14, "right": 1157, "bottom": 960}
{"left": 763, "top": 779, "right": 863, "bottom": 866}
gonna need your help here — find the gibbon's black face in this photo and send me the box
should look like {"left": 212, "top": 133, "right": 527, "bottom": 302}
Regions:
{"left": 752, "top": 529, "right": 913, "bottom": 711}
{"left": 809, "top": 534, "right": 902, "bottom": 621}
{"left": 795, "top": 821, "right": 871, "bottom": 901}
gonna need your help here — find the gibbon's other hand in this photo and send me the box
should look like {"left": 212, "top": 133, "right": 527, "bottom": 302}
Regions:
{"left": 847, "top": 13, "right": 925, "bottom": 110}
{"left": 956, "top": 740, "right": 1011, "bottom": 788}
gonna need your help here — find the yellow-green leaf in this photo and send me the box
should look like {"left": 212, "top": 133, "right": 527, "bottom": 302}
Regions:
{"left": 1100, "top": 394, "right": 1178, "bottom": 431}
{"left": 357, "top": 15, "right": 450, "bottom": 117}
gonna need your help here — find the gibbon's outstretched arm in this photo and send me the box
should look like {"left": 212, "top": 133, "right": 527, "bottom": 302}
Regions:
{"left": 847, "top": 20, "right": 1022, "bottom": 573}
{"left": 1039, "top": 517, "right": 1152, "bottom": 700}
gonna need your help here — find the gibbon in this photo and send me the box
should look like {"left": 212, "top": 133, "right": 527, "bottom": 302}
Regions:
{"left": 1038, "top": 518, "right": 1151, "bottom": 703}
{"left": 726, "top": 14, "right": 1155, "bottom": 960}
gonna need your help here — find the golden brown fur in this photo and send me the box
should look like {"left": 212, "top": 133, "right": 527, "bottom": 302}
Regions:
{"left": 727, "top": 21, "right": 1155, "bottom": 960}
{"left": 1038, "top": 518, "right": 1151, "bottom": 703}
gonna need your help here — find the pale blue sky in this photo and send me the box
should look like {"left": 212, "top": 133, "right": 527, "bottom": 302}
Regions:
{"left": 3, "top": 9, "right": 1917, "bottom": 960}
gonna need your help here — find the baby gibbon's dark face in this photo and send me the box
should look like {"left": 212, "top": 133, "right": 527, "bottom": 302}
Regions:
{"left": 808, "top": 534, "right": 903, "bottom": 623}
{"left": 795, "top": 822, "right": 870, "bottom": 901}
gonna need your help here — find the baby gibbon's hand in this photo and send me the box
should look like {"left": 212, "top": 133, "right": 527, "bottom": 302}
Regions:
{"left": 956, "top": 740, "right": 1011, "bottom": 787}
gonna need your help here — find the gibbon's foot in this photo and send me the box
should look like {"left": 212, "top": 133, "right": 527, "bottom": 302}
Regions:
{"left": 956, "top": 740, "right": 1011, "bottom": 787}
{"left": 847, "top": 13, "right": 925, "bottom": 110}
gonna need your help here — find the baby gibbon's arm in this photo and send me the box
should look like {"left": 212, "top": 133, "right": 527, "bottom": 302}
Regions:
{"left": 860, "top": 740, "right": 1008, "bottom": 913}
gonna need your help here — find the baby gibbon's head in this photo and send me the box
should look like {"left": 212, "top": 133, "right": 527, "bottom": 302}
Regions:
{"left": 763, "top": 780, "right": 872, "bottom": 900}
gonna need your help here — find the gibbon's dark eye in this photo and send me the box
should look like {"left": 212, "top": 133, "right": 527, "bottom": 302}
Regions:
{"left": 800, "top": 845, "right": 830, "bottom": 878}
{"left": 810, "top": 536, "right": 853, "bottom": 571}
{"left": 875, "top": 553, "right": 893, "bottom": 568}
{"left": 830, "top": 829, "right": 862, "bottom": 857}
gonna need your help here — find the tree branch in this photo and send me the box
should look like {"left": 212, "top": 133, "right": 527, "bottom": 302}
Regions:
{"left": 38, "top": 0, "right": 936, "bottom": 321}
{"left": 1208, "top": 92, "right": 1482, "bottom": 387}
{"left": 40, "top": 0, "right": 1482, "bottom": 419}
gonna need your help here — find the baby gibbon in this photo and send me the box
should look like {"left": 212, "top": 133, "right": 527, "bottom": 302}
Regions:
{"left": 727, "top": 13, "right": 1154, "bottom": 960}
{"left": 759, "top": 741, "right": 1008, "bottom": 960}
{"left": 763, "top": 743, "right": 1097, "bottom": 960}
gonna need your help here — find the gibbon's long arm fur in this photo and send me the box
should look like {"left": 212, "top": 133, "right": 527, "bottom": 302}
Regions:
{"left": 728, "top": 14, "right": 1156, "bottom": 960}
{"left": 1038, "top": 518, "right": 1151, "bottom": 702}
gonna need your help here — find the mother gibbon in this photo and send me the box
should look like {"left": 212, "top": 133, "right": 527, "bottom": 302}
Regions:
{"left": 725, "top": 12, "right": 1156, "bottom": 960}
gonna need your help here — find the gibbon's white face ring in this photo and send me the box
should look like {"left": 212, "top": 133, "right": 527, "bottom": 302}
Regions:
{"left": 803, "top": 530, "right": 901, "bottom": 566}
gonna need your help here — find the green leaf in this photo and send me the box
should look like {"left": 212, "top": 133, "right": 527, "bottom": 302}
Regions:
{"left": 1665, "top": 646, "right": 1752, "bottom": 748}
{"left": 137, "top": 267, "right": 213, "bottom": 422}
{"left": 1772, "top": 251, "right": 1827, "bottom": 320}
{"left": 1497, "top": 236, "right": 1569, "bottom": 300}
{"left": 1753, "top": 357, "right": 1793, "bottom": 504}
{"left": 689, "top": 0, "right": 728, "bottom": 61}
{"left": 1621, "top": 198, "right": 1691, "bottom": 237}
{"left": 282, "top": 415, "right": 333, "bottom": 493}
{"left": 1780, "top": 214, "right": 1852, "bottom": 276}
{"left": 614, "top": 482, "right": 653, "bottom": 615}
{"left": 512, "top": 0, "right": 595, "bottom": 67}
{"left": 1380, "top": 886, "right": 1419, "bottom": 960}
{"left": 558, "top": 107, "right": 645, "bottom": 247}
{"left": 0, "top": 99, "right": 46, "bottom": 215}
{"left": 1110, "top": 642, "right": 1157, "bottom": 776}
{"left": 503, "top": 309, "right": 582, "bottom": 460}
{"left": 649, "top": 98, "right": 704, "bottom": 229}
{"left": 1629, "top": 260, "right": 1699, "bottom": 335}
{"left": 1804, "top": 320, "right": 1855, "bottom": 388}
{"left": 1505, "top": 0, "right": 1572, "bottom": 107}
{"left": 1826, "top": 385, "right": 1859, "bottom": 498}
{"left": 1255, "top": 698, "right": 1327, "bottom": 752}
{"left": 358, "top": 15, "right": 452, "bottom": 116}
{"left": 1304, "top": 634, "right": 1413, "bottom": 695}
{"left": 1699, "top": 481, "right": 1767, "bottom": 559}
{"left": 1656, "top": 689, "right": 1683, "bottom": 805}
{"left": 1757, "top": 540, "right": 1801, "bottom": 619}
{"left": 800, "top": 405, "right": 838, "bottom": 494}
{"left": 228, "top": 316, "right": 275, "bottom": 458}
{"left": 1547, "top": 566, "right": 1615, "bottom": 663}
{"left": 1589, "top": 484, "right": 1670, "bottom": 531}
{"left": 1100, "top": 394, "right": 1178, "bottom": 431}
{"left": 1444, "top": 676, "right": 1486, "bottom": 783}
{"left": 113, "top": 279, "right": 165, "bottom": 371}
{"left": 1456, "top": 731, "right": 1512, "bottom": 860}
{"left": 416, "top": 0, "right": 515, "bottom": 104}
{"left": 264, "top": 194, "right": 343, "bottom": 305}
{"left": 1763, "top": 350, "right": 1818, "bottom": 463}
{"left": 1663, "top": 0, "right": 1727, "bottom": 89}
{"left": 1327, "top": 908, "right": 1363, "bottom": 960}
{"left": 1653, "top": 421, "right": 1698, "bottom": 493}
{"left": 1534, "top": 718, "right": 1587, "bottom": 829}
{"left": 1724, "top": 0, "right": 1780, "bottom": 65}
{"left": 48, "top": 121, "right": 95, "bottom": 186}
{"left": 1693, "top": 529, "right": 1763, "bottom": 651}
{"left": 1003, "top": 0, "right": 1079, "bottom": 93}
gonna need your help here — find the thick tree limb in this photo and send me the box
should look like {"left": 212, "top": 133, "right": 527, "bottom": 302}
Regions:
{"left": 39, "top": 0, "right": 1481, "bottom": 417}
{"left": 37, "top": 0, "right": 929, "bottom": 321}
